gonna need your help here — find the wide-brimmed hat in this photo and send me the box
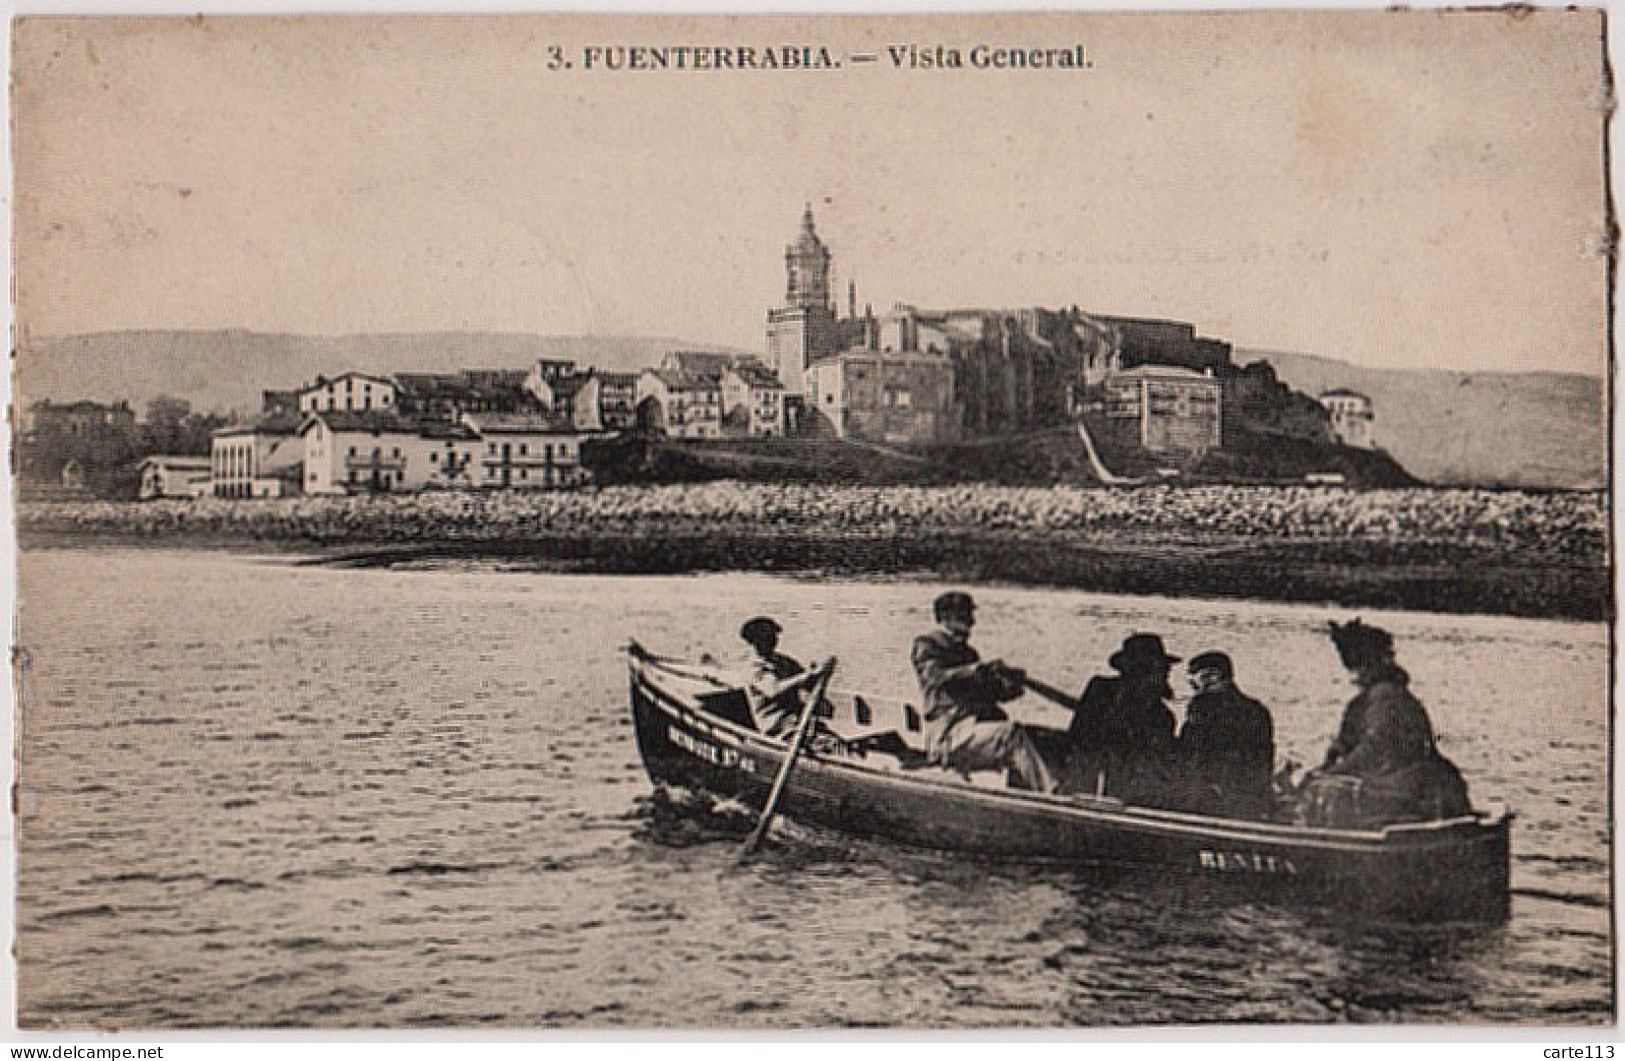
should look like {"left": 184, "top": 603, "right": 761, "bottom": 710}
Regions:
{"left": 1110, "top": 633, "right": 1180, "bottom": 673}
{"left": 740, "top": 616, "right": 783, "bottom": 645}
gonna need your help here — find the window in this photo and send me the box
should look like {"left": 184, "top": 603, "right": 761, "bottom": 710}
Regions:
{"left": 519, "top": 443, "right": 528, "bottom": 456}
{"left": 430, "top": 452, "right": 438, "bottom": 463}
{"left": 348, "top": 446, "right": 357, "bottom": 457}
{"left": 392, "top": 447, "right": 400, "bottom": 458}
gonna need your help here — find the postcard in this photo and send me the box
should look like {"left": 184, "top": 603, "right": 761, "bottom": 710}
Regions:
{"left": 9, "top": 10, "right": 1612, "bottom": 1030}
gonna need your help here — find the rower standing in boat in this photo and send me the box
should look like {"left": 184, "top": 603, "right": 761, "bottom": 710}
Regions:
{"left": 1298, "top": 619, "right": 1472, "bottom": 826}
{"left": 1062, "top": 634, "right": 1180, "bottom": 803}
{"left": 911, "top": 591, "right": 1056, "bottom": 793}
{"left": 1172, "top": 651, "right": 1276, "bottom": 818}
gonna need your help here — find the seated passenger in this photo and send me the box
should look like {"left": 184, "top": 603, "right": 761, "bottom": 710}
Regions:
{"left": 1173, "top": 651, "right": 1275, "bottom": 818}
{"left": 911, "top": 591, "right": 1055, "bottom": 793}
{"left": 1063, "top": 634, "right": 1180, "bottom": 803}
{"left": 1300, "top": 619, "right": 1471, "bottom": 826}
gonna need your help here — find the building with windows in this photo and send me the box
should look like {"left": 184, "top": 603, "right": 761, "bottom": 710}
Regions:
{"left": 299, "top": 411, "right": 430, "bottom": 494}
{"left": 721, "top": 360, "right": 789, "bottom": 438}
{"left": 574, "top": 371, "right": 640, "bottom": 432}
{"left": 1319, "top": 388, "right": 1375, "bottom": 450}
{"left": 462, "top": 414, "right": 589, "bottom": 489}
{"left": 393, "top": 369, "right": 537, "bottom": 421}
{"left": 211, "top": 414, "right": 303, "bottom": 498}
{"left": 297, "top": 373, "right": 398, "bottom": 414}
{"left": 635, "top": 369, "right": 724, "bottom": 439}
{"left": 1102, "top": 365, "right": 1223, "bottom": 455}
{"left": 526, "top": 359, "right": 591, "bottom": 422}
{"left": 805, "top": 349, "right": 957, "bottom": 444}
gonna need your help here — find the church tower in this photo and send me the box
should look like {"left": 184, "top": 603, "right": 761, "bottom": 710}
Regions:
{"left": 767, "top": 204, "right": 839, "bottom": 394}
{"left": 784, "top": 204, "right": 832, "bottom": 311}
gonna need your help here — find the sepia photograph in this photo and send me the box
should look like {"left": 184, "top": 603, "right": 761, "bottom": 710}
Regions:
{"left": 7, "top": 9, "right": 1613, "bottom": 1031}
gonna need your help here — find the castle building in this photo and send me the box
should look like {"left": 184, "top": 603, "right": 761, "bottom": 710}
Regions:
{"left": 1103, "top": 365, "right": 1223, "bottom": 455}
{"left": 1319, "top": 388, "right": 1375, "bottom": 450}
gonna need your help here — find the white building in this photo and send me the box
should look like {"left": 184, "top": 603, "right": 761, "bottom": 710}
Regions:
{"left": 462, "top": 414, "right": 590, "bottom": 489}
{"left": 299, "top": 411, "right": 434, "bottom": 495}
{"left": 138, "top": 455, "right": 212, "bottom": 500}
{"left": 298, "top": 373, "right": 399, "bottom": 415}
{"left": 212, "top": 417, "right": 303, "bottom": 498}
{"left": 720, "top": 360, "right": 788, "bottom": 438}
{"left": 635, "top": 369, "right": 723, "bottom": 439}
{"left": 1319, "top": 388, "right": 1375, "bottom": 450}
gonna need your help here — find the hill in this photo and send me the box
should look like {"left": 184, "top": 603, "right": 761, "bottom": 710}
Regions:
{"left": 1245, "top": 349, "right": 1606, "bottom": 490}
{"left": 15, "top": 330, "right": 746, "bottom": 418}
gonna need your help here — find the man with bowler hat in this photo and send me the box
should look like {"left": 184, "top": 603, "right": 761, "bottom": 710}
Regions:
{"left": 1064, "top": 633, "right": 1181, "bottom": 803}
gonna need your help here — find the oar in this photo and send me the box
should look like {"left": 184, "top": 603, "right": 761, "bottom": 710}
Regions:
{"left": 740, "top": 658, "right": 837, "bottom": 858}
{"left": 1021, "top": 675, "right": 1079, "bottom": 712}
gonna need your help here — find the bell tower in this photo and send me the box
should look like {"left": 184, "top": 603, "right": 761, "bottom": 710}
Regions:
{"left": 784, "top": 203, "right": 832, "bottom": 311}
{"left": 766, "top": 204, "right": 839, "bottom": 395}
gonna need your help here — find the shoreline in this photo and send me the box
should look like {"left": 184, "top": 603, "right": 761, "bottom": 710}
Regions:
{"left": 19, "top": 480, "right": 1605, "bottom": 620}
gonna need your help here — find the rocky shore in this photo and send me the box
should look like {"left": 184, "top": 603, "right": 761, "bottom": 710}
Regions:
{"left": 17, "top": 483, "right": 1609, "bottom": 620}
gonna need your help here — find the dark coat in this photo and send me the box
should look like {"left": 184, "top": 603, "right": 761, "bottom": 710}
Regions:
{"left": 1176, "top": 684, "right": 1275, "bottom": 816}
{"left": 1064, "top": 675, "right": 1176, "bottom": 801}
{"left": 1322, "top": 664, "right": 1438, "bottom": 777}
{"left": 1313, "top": 663, "right": 1472, "bottom": 823}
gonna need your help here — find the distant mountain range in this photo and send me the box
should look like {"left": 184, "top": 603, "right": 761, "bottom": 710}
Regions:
{"left": 14, "top": 330, "right": 1607, "bottom": 489}
{"left": 1243, "top": 349, "right": 1607, "bottom": 490}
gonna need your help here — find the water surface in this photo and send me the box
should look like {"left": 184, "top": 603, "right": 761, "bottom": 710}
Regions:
{"left": 15, "top": 548, "right": 1611, "bottom": 1027}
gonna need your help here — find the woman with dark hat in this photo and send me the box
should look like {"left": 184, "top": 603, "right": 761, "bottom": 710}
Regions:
{"left": 1062, "top": 633, "right": 1181, "bottom": 803}
{"left": 1301, "top": 619, "right": 1471, "bottom": 825}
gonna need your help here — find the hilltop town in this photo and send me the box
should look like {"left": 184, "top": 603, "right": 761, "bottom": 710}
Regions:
{"left": 20, "top": 205, "right": 1402, "bottom": 503}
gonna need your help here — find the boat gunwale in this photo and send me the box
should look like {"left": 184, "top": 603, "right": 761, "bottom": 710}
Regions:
{"left": 630, "top": 652, "right": 1512, "bottom": 854}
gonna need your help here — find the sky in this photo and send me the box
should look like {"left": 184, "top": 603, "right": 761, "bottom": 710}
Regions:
{"left": 10, "top": 8, "right": 1612, "bottom": 375}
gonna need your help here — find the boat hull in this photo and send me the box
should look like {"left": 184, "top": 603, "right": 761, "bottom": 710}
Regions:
{"left": 630, "top": 653, "right": 1512, "bottom": 922}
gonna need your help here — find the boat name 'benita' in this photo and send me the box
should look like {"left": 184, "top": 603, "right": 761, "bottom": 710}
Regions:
{"left": 1198, "top": 850, "right": 1298, "bottom": 875}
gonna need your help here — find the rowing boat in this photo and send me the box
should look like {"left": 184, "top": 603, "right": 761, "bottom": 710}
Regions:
{"left": 627, "top": 643, "right": 1513, "bottom": 921}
